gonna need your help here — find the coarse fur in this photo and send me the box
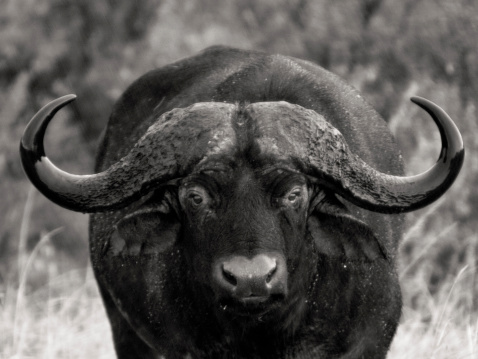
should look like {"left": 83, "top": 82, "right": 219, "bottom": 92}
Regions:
{"left": 90, "top": 46, "right": 404, "bottom": 358}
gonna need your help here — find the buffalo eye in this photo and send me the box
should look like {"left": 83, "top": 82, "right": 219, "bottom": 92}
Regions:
{"left": 277, "top": 184, "right": 308, "bottom": 208}
{"left": 179, "top": 185, "right": 211, "bottom": 212}
{"left": 287, "top": 188, "right": 302, "bottom": 203}
{"left": 189, "top": 193, "right": 203, "bottom": 205}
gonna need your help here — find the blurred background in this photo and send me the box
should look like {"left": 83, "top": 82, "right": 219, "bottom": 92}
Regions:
{"left": 1, "top": 0, "right": 477, "bottom": 357}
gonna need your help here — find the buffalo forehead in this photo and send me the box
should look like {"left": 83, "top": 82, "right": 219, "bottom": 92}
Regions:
{"left": 158, "top": 102, "right": 238, "bottom": 167}
{"left": 156, "top": 101, "right": 335, "bottom": 174}
{"left": 246, "top": 101, "right": 336, "bottom": 160}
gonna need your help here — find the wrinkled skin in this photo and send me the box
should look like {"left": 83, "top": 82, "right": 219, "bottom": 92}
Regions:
{"left": 89, "top": 46, "right": 405, "bottom": 358}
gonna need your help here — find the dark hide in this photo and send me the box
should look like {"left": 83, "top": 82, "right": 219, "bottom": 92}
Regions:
{"left": 90, "top": 47, "right": 404, "bottom": 358}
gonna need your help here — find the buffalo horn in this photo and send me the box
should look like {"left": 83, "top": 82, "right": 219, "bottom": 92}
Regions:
{"left": 20, "top": 95, "right": 236, "bottom": 212}
{"left": 301, "top": 97, "right": 464, "bottom": 213}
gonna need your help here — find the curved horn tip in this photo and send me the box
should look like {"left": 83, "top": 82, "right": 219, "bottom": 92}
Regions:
{"left": 410, "top": 96, "right": 440, "bottom": 110}
{"left": 20, "top": 94, "right": 79, "bottom": 198}
{"left": 35, "top": 94, "right": 78, "bottom": 112}
{"left": 61, "top": 93, "right": 76, "bottom": 101}
{"left": 409, "top": 96, "right": 455, "bottom": 123}
{"left": 44, "top": 94, "right": 78, "bottom": 121}
{"left": 409, "top": 95, "right": 464, "bottom": 147}
{"left": 410, "top": 95, "right": 426, "bottom": 105}
{"left": 30, "top": 94, "right": 78, "bottom": 125}
{"left": 410, "top": 96, "right": 448, "bottom": 112}
{"left": 21, "top": 94, "right": 78, "bottom": 152}
{"left": 57, "top": 93, "right": 77, "bottom": 101}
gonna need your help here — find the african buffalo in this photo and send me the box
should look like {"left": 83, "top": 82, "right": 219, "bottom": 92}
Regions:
{"left": 20, "top": 46, "right": 464, "bottom": 358}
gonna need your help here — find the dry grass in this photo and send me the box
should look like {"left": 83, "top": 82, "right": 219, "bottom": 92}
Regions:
{"left": 1, "top": 193, "right": 476, "bottom": 359}
{"left": 1, "top": 233, "right": 115, "bottom": 359}
{"left": 0, "top": 188, "right": 114, "bottom": 358}
{"left": 389, "top": 264, "right": 478, "bottom": 358}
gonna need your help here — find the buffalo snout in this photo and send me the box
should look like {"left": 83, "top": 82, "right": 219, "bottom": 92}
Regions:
{"left": 212, "top": 253, "right": 288, "bottom": 305}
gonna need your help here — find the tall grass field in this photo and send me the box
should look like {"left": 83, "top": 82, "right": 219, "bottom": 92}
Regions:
{"left": 1, "top": 189, "right": 476, "bottom": 359}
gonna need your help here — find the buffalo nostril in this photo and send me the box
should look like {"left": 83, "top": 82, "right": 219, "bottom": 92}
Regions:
{"left": 265, "top": 261, "right": 277, "bottom": 283}
{"left": 222, "top": 266, "right": 238, "bottom": 286}
{"left": 213, "top": 254, "right": 287, "bottom": 299}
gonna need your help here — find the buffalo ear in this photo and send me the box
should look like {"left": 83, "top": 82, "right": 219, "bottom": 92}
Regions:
{"left": 307, "top": 211, "right": 387, "bottom": 262}
{"left": 111, "top": 201, "right": 180, "bottom": 256}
